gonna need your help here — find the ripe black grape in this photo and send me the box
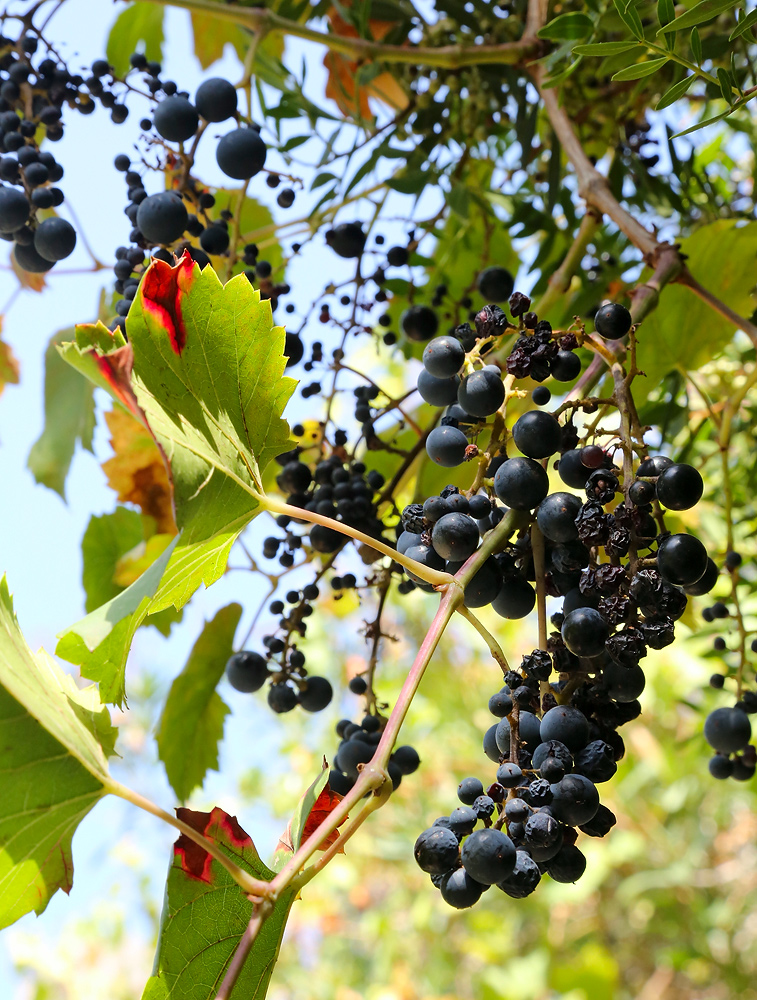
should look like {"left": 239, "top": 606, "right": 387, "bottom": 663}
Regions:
{"left": 14, "top": 242, "right": 54, "bottom": 272}
{"left": 401, "top": 304, "right": 438, "bottom": 341}
{"left": 446, "top": 556, "right": 502, "bottom": 607}
{"left": 267, "top": 682, "right": 299, "bottom": 714}
{"left": 594, "top": 302, "right": 632, "bottom": 340}
{"left": 703, "top": 706, "right": 751, "bottom": 754}
{"left": 655, "top": 463, "right": 704, "bottom": 511}
{"left": 458, "top": 777, "right": 485, "bottom": 804}
{"left": 476, "top": 266, "right": 514, "bottom": 302}
{"left": 195, "top": 77, "right": 238, "bottom": 122}
{"left": 153, "top": 96, "right": 199, "bottom": 142}
{"left": 431, "top": 512, "right": 479, "bottom": 562}
{"left": 298, "top": 676, "right": 333, "bottom": 712}
{"left": 136, "top": 191, "right": 188, "bottom": 244}
{"left": 496, "top": 850, "right": 541, "bottom": 898}
{"left": 34, "top": 217, "right": 76, "bottom": 261}
{"left": 549, "top": 774, "right": 599, "bottom": 826}
{"left": 657, "top": 533, "right": 708, "bottom": 587}
{"left": 561, "top": 607, "right": 610, "bottom": 657}
{"left": 422, "top": 335, "right": 465, "bottom": 378}
{"left": 492, "top": 574, "right": 536, "bottom": 619}
{"left": 425, "top": 425, "right": 468, "bottom": 467}
{"left": 226, "top": 650, "right": 269, "bottom": 692}
{"left": 457, "top": 368, "right": 505, "bottom": 417}
{"left": 539, "top": 705, "right": 590, "bottom": 751}
{"left": 416, "top": 369, "right": 460, "bottom": 406}
{"left": 0, "top": 186, "right": 30, "bottom": 232}
{"left": 547, "top": 844, "right": 587, "bottom": 883}
{"left": 512, "top": 410, "right": 562, "bottom": 459}
{"left": 414, "top": 827, "right": 460, "bottom": 874}
{"left": 493, "top": 457, "right": 549, "bottom": 510}
{"left": 216, "top": 127, "right": 267, "bottom": 179}
{"left": 551, "top": 349, "right": 582, "bottom": 382}
{"left": 439, "top": 868, "right": 485, "bottom": 908}
{"left": 461, "top": 828, "right": 516, "bottom": 884}
{"left": 536, "top": 492, "right": 582, "bottom": 543}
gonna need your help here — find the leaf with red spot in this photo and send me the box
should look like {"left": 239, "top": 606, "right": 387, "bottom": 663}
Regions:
{"left": 271, "top": 765, "right": 346, "bottom": 872}
{"left": 57, "top": 255, "right": 296, "bottom": 704}
{"left": 142, "top": 806, "right": 298, "bottom": 1000}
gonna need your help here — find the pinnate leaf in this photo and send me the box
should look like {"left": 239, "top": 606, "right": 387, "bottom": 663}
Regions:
{"left": 156, "top": 603, "right": 242, "bottom": 803}
{"left": 142, "top": 807, "right": 297, "bottom": 1000}
{"left": 0, "top": 576, "right": 117, "bottom": 928}
{"left": 57, "top": 255, "right": 296, "bottom": 705}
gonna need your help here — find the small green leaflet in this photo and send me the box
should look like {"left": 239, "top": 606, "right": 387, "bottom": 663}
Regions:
{"left": 658, "top": 0, "right": 740, "bottom": 33}
{"left": 156, "top": 604, "right": 242, "bottom": 803}
{"left": 612, "top": 57, "right": 669, "bottom": 81}
{"left": 142, "top": 807, "right": 297, "bottom": 1000}
{"left": 718, "top": 67, "right": 735, "bottom": 102}
{"left": 271, "top": 766, "right": 331, "bottom": 872}
{"left": 57, "top": 257, "right": 296, "bottom": 706}
{"left": 691, "top": 27, "right": 703, "bottom": 63}
{"left": 0, "top": 576, "right": 117, "bottom": 928}
{"left": 730, "top": 6, "right": 757, "bottom": 38}
{"left": 655, "top": 75, "right": 695, "bottom": 109}
{"left": 613, "top": 0, "right": 644, "bottom": 38}
{"left": 27, "top": 330, "right": 95, "bottom": 499}
{"left": 657, "top": 0, "right": 675, "bottom": 26}
{"left": 572, "top": 41, "right": 641, "bottom": 55}
{"left": 537, "top": 12, "right": 593, "bottom": 40}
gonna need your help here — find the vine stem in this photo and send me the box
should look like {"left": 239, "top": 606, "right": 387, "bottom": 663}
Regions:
{"left": 144, "top": 0, "right": 543, "bottom": 68}
{"left": 214, "top": 901, "right": 273, "bottom": 1000}
{"left": 213, "top": 506, "right": 526, "bottom": 1000}
{"left": 257, "top": 493, "right": 454, "bottom": 588}
{"left": 456, "top": 606, "right": 509, "bottom": 673}
{"left": 105, "top": 779, "right": 271, "bottom": 897}
{"left": 531, "top": 523, "right": 550, "bottom": 703}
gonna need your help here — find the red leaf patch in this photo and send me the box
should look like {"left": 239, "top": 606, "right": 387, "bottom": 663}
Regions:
{"left": 174, "top": 806, "right": 255, "bottom": 884}
{"left": 140, "top": 251, "right": 196, "bottom": 355}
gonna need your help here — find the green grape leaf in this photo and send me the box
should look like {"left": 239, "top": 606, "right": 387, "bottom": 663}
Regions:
{"left": 106, "top": 2, "right": 165, "bottom": 77}
{"left": 81, "top": 508, "right": 146, "bottom": 613}
{"left": 156, "top": 603, "right": 242, "bottom": 803}
{"left": 56, "top": 535, "right": 179, "bottom": 707}
{"left": 0, "top": 576, "right": 117, "bottom": 928}
{"left": 56, "top": 256, "right": 296, "bottom": 705}
{"left": 142, "top": 807, "right": 297, "bottom": 1000}
{"left": 635, "top": 220, "right": 757, "bottom": 393}
{"left": 658, "top": 0, "right": 739, "bottom": 33}
{"left": 27, "top": 330, "right": 95, "bottom": 499}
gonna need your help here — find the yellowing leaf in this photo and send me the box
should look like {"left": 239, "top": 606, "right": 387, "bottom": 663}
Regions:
{"left": 102, "top": 405, "right": 177, "bottom": 536}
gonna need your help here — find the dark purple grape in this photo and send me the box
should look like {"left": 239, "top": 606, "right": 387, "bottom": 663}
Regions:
{"left": 216, "top": 127, "right": 267, "bottom": 179}
{"left": 267, "top": 682, "right": 298, "bottom": 714}
{"left": 492, "top": 575, "right": 536, "bottom": 619}
{"left": 401, "top": 304, "right": 438, "bottom": 341}
{"left": 655, "top": 463, "right": 704, "bottom": 510}
{"left": 13, "top": 242, "right": 54, "bottom": 273}
{"left": 558, "top": 449, "right": 589, "bottom": 489}
{"left": 431, "top": 512, "right": 479, "bottom": 561}
{"left": 477, "top": 266, "right": 514, "bottom": 302}
{"left": 549, "top": 774, "right": 599, "bottom": 826}
{"left": 153, "top": 96, "right": 199, "bottom": 142}
{"left": 439, "top": 868, "right": 485, "bottom": 908}
{"left": 594, "top": 302, "right": 632, "bottom": 340}
{"left": 417, "top": 369, "right": 460, "bottom": 406}
{"left": 512, "top": 410, "right": 562, "bottom": 459}
{"left": 561, "top": 607, "right": 610, "bottom": 657}
{"left": 551, "top": 349, "right": 581, "bottom": 382}
{"left": 539, "top": 706, "right": 590, "bottom": 751}
{"left": 422, "top": 336, "right": 465, "bottom": 378}
{"left": 226, "top": 650, "right": 268, "bottom": 692}
{"left": 704, "top": 706, "right": 751, "bottom": 753}
{"left": 637, "top": 454, "right": 674, "bottom": 477}
{"left": 461, "top": 828, "right": 516, "bottom": 884}
{"left": 425, "top": 425, "right": 468, "bottom": 467}
{"left": 446, "top": 557, "right": 502, "bottom": 607}
{"left": 136, "top": 191, "right": 188, "bottom": 244}
{"left": 547, "top": 844, "right": 586, "bottom": 883}
{"left": 34, "top": 217, "right": 76, "bottom": 261}
{"left": 0, "top": 186, "right": 30, "bottom": 232}
{"left": 458, "top": 777, "right": 485, "bottom": 804}
{"left": 536, "top": 492, "right": 582, "bottom": 543}
{"left": 657, "top": 533, "right": 708, "bottom": 587}
{"left": 495, "top": 711, "right": 541, "bottom": 753}
{"left": 496, "top": 850, "right": 541, "bottom": 897}
{"left": 414, "top": 827, "right": 460, "bottom": 874}
{"left": 494, "top": 457, "right": 549, "bottom": 510}
{"left": 457, "top": 368, "right": 505, "bottom": 417}
{"left": 195, "top": 77, "right": 238, "bottom": 122}
{"left": 298, "top": 676, "right": 333, "bottom": 712}
{"left": 392, "top": 745, "right": 421, "bottom": 774}
{"left": 684, "top": 558, "right": 719, "bottom": 596}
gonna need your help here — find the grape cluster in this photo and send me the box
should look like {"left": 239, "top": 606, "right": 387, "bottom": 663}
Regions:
{"left": 328, "top": 715, "right": 420, "bottom": 796}
{"left": 225, "top": 638, "right": 333, "bottom": 715}
{"left": 415, "top": 680, "right": 622, "bottom": 907}
{"left": 268, "top": 451, "right": 388, "bottom": 559}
